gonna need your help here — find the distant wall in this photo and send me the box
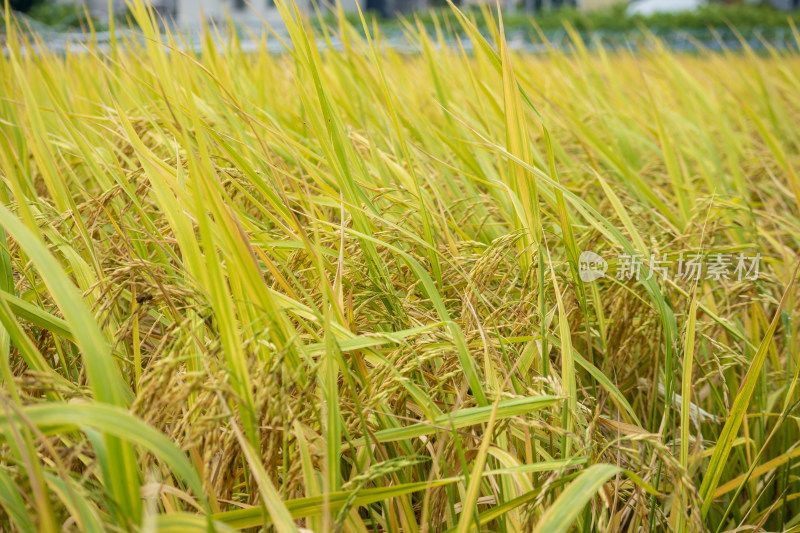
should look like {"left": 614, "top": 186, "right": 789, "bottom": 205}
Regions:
{"left": 579, "top": 0, "right": 623, "bottom": 11}
{"left": 53, "top": 0, "right": 370, "bottom": 26}
{"left": 52, "top": 0, "right": 126, "bottom": 17}
{"left": 176, "top": 0, "right": 286, "bottom": 28}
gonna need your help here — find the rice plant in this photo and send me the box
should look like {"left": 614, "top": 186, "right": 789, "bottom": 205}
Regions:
{"left": 1, "top": 1, "right": 799, "bottom": 531}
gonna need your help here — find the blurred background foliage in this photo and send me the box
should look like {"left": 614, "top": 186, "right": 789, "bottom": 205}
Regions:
{"left": 2, "top": 0, "right": 800, "bottom": 31}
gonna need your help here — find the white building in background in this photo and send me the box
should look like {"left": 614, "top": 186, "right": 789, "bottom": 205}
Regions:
{"left": 174, "top": 0, "right": 364, "bottom": 28}
{"left": 57, "top": 0, "right": 425, "bottom": 29}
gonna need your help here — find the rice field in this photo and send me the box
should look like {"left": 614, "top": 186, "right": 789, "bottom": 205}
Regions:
{"left": 1, "top": 2, "right": 800, "bottom": 531}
